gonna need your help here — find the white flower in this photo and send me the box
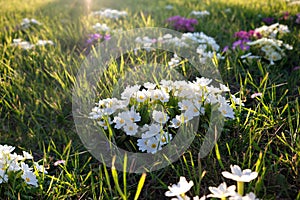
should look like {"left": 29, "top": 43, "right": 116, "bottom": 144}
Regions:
{"left": 156, "top": 132, "right": 172, "bottom": 145}
{"left": 146, "top": 137, "right": 162, "bottom": 153}
{"left": 21, "top": 162, "right": 33, "bottom": 172}
{"left": 205, "top": 93, "right": 218, "bottom": 104}
{"left": 165, "top": 5, "right": 173, "bottom": 10}
{"left": 113, "top": 116, "right": 126, "bottom": 129}
{"left": 121, "top": 85, "right": 140, "bottom": 100}
{"left": 219, "top": 84, "right": 230, "bottom": 92}
{"left": 34, "top": 162, "right": 48, "bottom": 174}
{"left": 7, "top": 159, "right": 21, "bottom": 172}
{"left": 185, "top": 104, "right": 204, "bottom": 118}
{"left": 178, "top": 100, "right": 193, "bottom": 111}
{"left": 152, "top": 110, "right": 169, "bottom": 124}
{"left": 23, "top": 151, "right": 33, "bottom": 160}
{"left": 231, "top": 95, "right": 245, "bottom": 106}
{"left": 0, "top": 145, "right": 15, "bottom": 154}
{"left": 169, "top": 115, "right": 183, "bottom": 128}
{"left": 21, "top": 18, "right": 41, "bottom": 28}
{"left": 222, "top": 165, "right": 258, "bottom": 182}
{"left": 123, "top": 122, "right": 138, "bottom": 136}
{"left": 229, "top": 192, "right": 259, "bottom": 200}
{"left": 0, "top": 169, "right": 8, "bottom": 184}
{"left": 207, "top": 182, "right": 236, "bottom": 198}
{"left": 12, "top": 39, "right": 34, "bottom": 50}
{"left": 137, "top": 138, "right": 149, "bottom": 152}
{"left": 150, "top": 89, "right": 170, "bottom": 102}
{"left": 97, "top": 118, "right": 112, "bottom": 130}
{"left": 165, "top": 176, "right": 194, "bottom": 197}
{"left": 194, "top": 77, "right": 212, "bottom": 87}
{"left": 265, "top": 50, "right": 282, "bottom": 65}
{"left": 134, "top": 90, "right": 149, "bottom": 102}
{"left": 21, "top": 171, "right": 38, "bottom": 187}
{"left": 160, "top": 80, "right": 174, "bottom": 92}
{"left": 193, "top": 196, "right": 206, "bottom": 200}
{"left": 92, "top": 9, "right": 127, "bottom": 19}
{"left": 92, "top": 23, "right": 110, "bottom": 32}
{"left": 190, "top": 10, "right": 210, "bottom": 17}
{"left": 150, "top": 89, "right": 162, "bottom": 100}
{"left": 117, "top": 107, "right": 141, "bottom": 124}
{"left": 144, "top": 82, "right": 156, "bottom": 90}
{"left": 127, "top": 106, "right": 141, "bottom": 122}
{"left": 137, "top": 137, "right": 161, "bottom": 154}
{"left": 218, "top": 103, "right": 235, "bottom": 119}
{"left": 142, "top": 123, "right": 161, "bottom": 138}
{"left": 36, "top": 40, "right": 54, "bottom": 46}
{"left": 168, "top": 54, "right": 182, "bottom": 67}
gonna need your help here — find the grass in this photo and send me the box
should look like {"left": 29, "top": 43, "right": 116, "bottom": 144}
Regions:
{"left": 0, "top": 0, "right": 300, "bottom": 199}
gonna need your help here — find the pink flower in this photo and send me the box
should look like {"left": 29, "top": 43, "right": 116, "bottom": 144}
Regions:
{"left": 250, "top": 92, "right": 262, "bottom": 99}
{"left": 54, "top": 160, "right": 66, "bottom": 166}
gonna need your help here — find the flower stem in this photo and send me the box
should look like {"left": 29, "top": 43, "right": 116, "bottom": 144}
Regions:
{"left": 221, "top": 197, "right": 226, "bottom": 200}
{"left": 237, "top": 181, "right": 244, "bottom": 196}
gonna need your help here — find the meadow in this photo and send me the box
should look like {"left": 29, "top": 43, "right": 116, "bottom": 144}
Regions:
{"left": 0, "top": 0, "right": 300, "bottom": 199}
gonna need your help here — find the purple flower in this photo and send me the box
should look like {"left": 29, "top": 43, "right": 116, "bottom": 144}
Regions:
{"left": 234, "top": 31, "right": 250, "bottom": 40}
{"left": 167, "top": 15, "right": 198, "bottom": 32}
{"left": 296, "top": 13, "right": 300, "bottom": 24}
{"left": 232, "top": 39, "right": 250, "bottom": 51}
{"left": 293, "top": 66, "right": 300, "bottom": 71}
{"left": 248, "top": 30, "right": 262, "bottom": 39}
{"left": 222, "top": 45, "right": 229, "bottom": 52}
{"left": 104, "top": 34, "right": 111, "bottom": 40}
{"left": 86, "top": 33, "right": 102, "bottom": 44}
{"left": 262, "top": 17, "right": 274, "bottom": 25}
{"left": 279, "top": 12, "right": 289, "bottom": 21}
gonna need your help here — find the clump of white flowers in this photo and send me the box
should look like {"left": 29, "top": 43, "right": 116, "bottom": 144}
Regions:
{"left": 21, "top": 18, "right": 42, "bottom": 28}
{"left": 0, "top": 144, "right": 47, "bottom": 187}
{"left": 190, "top": 10, "right": 210, "bottom": 18}
{"left": 92, "top": 23, "right": 110, "bottom": 32}
{"left": 135, "top": 32, "right": 223, "bottom": 64}
{"left": 91, "top": 9, "right": 127, "bottom": 19}
{"left": 246, "top": 23, "right": 292, "bottom": 65}
{"left": 12, "top": 38, "right": 54, "bottom": 50}
{"left": 165, "top": 165, "right": 259, "bottom": 200}
{"left": 90, "top": 77, "right": 242, "bottom": 154}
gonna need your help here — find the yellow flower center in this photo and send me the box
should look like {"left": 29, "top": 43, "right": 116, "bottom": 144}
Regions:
{"left": 26, "top": 177, "right": 30, "bottom": 182}
{"left": 151, "top": 144, "right": 157, "bottom": 148}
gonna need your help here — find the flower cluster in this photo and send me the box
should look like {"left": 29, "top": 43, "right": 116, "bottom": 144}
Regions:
{"left": 232, "top": 30, "right": 261, "bottom": 51}
{"left": 92, "top": 23, "right": 110, "bottom": 32}
{"left": 91, "top": 9, "right": 127, "bottom": 19}
{"left": 262, "top": 12, "right": 300, "bottom": 25}
{"left": 90, "top": 78, "right": 241, "bottom": 154}
{"left": 135, "top": 32, "right": 222, "bottom": 64}
{"left": 86, "top": 33, "right": 111, "bottom": 44}
{"left": 246, "top": 23, "right": 292, "bottom": 65}
{"left": 230, "top": 23, "right": 292, "bottom": 65}
{"left": 0, "top": 144, "right": 47, "bottom": 187}
{"left": 165, "top": 165, "right": 259, "bottom": 200}
{"left": 21, "top": 18, "right": 41, "bottom": 28}
{"left": 167, "top": 16, "right": 198, "bottom": 32}
{"left": 12, "top": 38, "right": 54, "bottom": 50}
{"left": 190, "top": 10, "right": 210, "bottom": 18}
